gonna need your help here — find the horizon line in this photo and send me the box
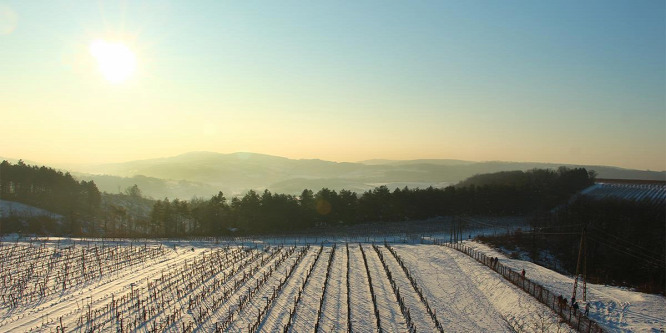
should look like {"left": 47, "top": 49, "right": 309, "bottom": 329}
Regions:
{"left": 2, "top": 151, "right": 665, "bottom": 173}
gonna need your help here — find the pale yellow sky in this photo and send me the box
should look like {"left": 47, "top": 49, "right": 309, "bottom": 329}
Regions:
{"left": 1, "top": 1, "right": 664, "bottom": 171}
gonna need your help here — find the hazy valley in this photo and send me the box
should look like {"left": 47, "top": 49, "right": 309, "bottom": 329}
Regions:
{"left": 34, "top": 151, "right": 666, "bottom": 199}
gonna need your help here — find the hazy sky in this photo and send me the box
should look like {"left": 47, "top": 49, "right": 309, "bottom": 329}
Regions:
{"left": 1, "top": 1, "right": 664, "bottom": 170}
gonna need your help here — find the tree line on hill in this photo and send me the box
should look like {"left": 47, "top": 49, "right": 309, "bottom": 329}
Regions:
{"left": 1, "top": 160, "right": 595, "bottom": 237}
{"left": 144, "top": 166, "right": 594, "bottom": 236}
{"left": 0, "top": 160, "right": 101, "bottom": 234}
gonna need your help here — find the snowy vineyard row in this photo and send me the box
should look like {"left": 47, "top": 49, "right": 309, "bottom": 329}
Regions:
{"left": 0, "top": 240, "right": 576, "bottom": 332}
{"left": 1, "top": 242, "right": 169, "bottom": 307}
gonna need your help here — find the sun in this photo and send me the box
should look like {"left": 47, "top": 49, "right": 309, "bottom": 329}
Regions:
{"left": 89, "top": 39, "right": 137, "bottom": 83}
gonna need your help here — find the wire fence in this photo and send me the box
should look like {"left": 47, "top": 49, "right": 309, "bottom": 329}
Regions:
{"left": 443, "top": 241, "right": 605, "bottom": 333}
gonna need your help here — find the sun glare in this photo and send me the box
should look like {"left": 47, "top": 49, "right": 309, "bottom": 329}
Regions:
{"left": 89, "top": 39, "right": 137, "bottom": 83}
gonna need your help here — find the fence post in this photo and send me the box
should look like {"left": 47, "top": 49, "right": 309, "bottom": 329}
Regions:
{"left": 552, "top": 293, "right": 556, "bottom": 311}
{"left": 577, "top": 313, "right": 581, "bottom": 330}
{"left": 569, "top": 307, "right": 572, "bottom": 321}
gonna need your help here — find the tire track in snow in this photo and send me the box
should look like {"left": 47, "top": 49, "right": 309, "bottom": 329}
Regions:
{"left": 393, "top": 244, "right": 507, "bottom": 332}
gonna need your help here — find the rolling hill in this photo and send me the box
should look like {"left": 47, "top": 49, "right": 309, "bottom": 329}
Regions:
{"left": 4, "top": 152, "right": 664, "bottom": 199}
{"left": 56, "top": 152, "right": 665, "bottom": 199}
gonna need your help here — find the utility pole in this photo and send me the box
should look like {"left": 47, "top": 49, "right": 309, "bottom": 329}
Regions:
{"left": 572, "top": 225, "right": 587, "bottom": 301}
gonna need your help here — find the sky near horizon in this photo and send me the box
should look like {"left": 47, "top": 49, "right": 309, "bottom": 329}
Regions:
{"left": 1, "top": 1, "right": 664, "bottom": 170}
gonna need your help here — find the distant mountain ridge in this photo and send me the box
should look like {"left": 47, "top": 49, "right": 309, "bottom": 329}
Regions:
{"left": 4, "top": 152, "right": 664, "bottom": 199}
{"left": 55, "top": 152, "right": 664, "bottom": 199}
{"left": 359, "top": 158, "right": 474, "bottom": 166}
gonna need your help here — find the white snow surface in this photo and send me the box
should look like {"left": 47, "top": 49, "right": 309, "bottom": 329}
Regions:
{"left": 0, "top": 200, "right": 63, "bottom": 219}
{"left": 0, "top": 237, "right": 661, "bottom": 332}
{"left": 465, "top": 240, "right": 666, "bottom": 333}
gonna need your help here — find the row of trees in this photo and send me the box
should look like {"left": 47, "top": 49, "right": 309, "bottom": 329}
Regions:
{"left": 0, "top": 161, "right": 158, "bottom": 236}
{"left": 1, "top": 160, "right": 595, "bottom": 237}
{"left": 0, "top": 160, "right": 102, "bottom": 234}
{"left": 145, "top": 167, "right": 595, "bottom": 236}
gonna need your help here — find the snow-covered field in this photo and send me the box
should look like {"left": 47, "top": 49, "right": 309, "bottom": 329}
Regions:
{"left": 0, "top": 237, "right": 662, "bottom": 332}
{"left": 465, "top": 241, "right": 666, "bottom": 333}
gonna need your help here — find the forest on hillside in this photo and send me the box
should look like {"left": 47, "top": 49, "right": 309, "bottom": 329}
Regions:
{"left": 1, "top": 160, "right": 594, "bottom": 237}
{"left": 0, "top": 160, "right": 101, "bottom": 234}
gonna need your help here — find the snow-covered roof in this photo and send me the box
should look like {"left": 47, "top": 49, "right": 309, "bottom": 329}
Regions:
{"left": 581, "top": 183, "right": 666, "bottom": 206}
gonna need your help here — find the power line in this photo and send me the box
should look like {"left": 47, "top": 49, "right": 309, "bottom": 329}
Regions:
{"left": 533, "top": 223, "right": 585, "bottom": 229}
{"left": 522, "top": 231, "right": 581, "bottom": 236}
{"left": 587, "top": 235, "right": 665, "bottom": 268}
{"left": 587, "top": 234, "right": 663, "bottom": 263}
{"left": 587, "top": 225, "right": 664, "bottom": 259}
{"left": 588, "top": 238, "right": 663, "bottom": 268}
